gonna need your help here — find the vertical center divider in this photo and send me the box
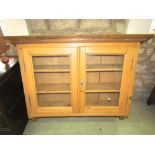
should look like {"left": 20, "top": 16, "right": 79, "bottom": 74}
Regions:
{"left": 79, "top": 47, "right": 87, "bottom": 112}
{"left": 77, "top": 47, "right": 80, "bottom": 113}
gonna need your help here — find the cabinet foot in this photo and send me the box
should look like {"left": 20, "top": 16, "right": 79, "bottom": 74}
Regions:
{"left": 30, "top": 118, "right": 39, "bottom": 121}
{"left": 147, "top": 98, "right": 152, "bottom": 105}
{"left": 118, "top": 116, "right": 128, "bottom": 120}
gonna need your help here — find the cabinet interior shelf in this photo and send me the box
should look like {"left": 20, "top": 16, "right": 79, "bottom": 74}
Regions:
{"left": 86, "top": 83, "right": 120, "bottom": 93}
{"left": 39, "top": 101, "right": 70, "bottom": 107}
{"left": 86, "top": 64, "right": 123, "bottom": 72}
{"left": 36, "top": 83, "right": 70, "bottom": 94}
{"left": 87, "top": 101, "right": 118, "bottom": 106}
{"left": 36, "top": 83, "right": 120, "bottom": 93}
{"left": 34, "top": 65, "right": 70, "bottom": 72}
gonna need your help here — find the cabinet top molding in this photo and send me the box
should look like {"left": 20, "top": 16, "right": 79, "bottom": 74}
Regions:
{"left": 3, "top": 34, "right": 153, "bottom": 44}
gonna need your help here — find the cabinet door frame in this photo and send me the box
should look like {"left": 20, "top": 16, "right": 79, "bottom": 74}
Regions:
{"left": 18, "top": 45, "right": 78, "bottom": 117}
{"left": 79, "top": 46, "right": 133, "bottom": 115}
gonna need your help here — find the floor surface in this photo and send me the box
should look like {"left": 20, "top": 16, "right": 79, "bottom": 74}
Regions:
{"left": 23, "top": 102, "right": 155, "bottom": 135}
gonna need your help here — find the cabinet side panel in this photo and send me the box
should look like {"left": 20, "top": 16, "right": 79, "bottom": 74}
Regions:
{"left": 126, "top": 43, "right": 140, "bottom": 114}
{"left": 17, "top": 47, "right": 32, "bottom": 119}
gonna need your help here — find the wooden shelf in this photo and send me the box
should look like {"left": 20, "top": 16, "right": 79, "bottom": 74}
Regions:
{"left": 34, "top": 65, "right": 70, "bottom": 73}
{"left": 38, "top": 101, "right": 70, "bottom": 107}
{"left": 87, "top": 64, "right": 123, "bottom": 72}
{"left": 36, "top": 83, "right": 70, "bottom": 94}
{"left": 86, "top": 83, "right": 120, "bottom": 93}
{"left": 86, "top": 100, "right": 118, "bottom": 106}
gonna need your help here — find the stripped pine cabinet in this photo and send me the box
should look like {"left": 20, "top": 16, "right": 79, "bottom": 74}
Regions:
{"left": 4, "top": 35, "right": 152, "bottom": 119}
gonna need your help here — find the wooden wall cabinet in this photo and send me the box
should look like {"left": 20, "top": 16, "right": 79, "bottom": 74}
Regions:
{"left": 5, "top": 35, "right": 151, "bottom": 119}
{"left": 17, "top": 43, "right": 138, "bottom": 118}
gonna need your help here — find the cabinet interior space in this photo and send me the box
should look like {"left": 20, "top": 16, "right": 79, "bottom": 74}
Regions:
{"left": 32, "top": 55, "right": 71, "bottom": 107}
{"left": 86, "top": 55, "right": 123, "bottom": 106}
{"left": 34, "top": 72, "right": 70, "bottom": 93}
{"left": 86, "top": 70, "right": 122, "bottom": 92}
{"left": 86, "top": 92, "right": 120, "bottom": 106}
{"left": 33, "top": 56, "right": 70, "bottom": 72}
{"left": 86, "top": 55, "right": 123, "bottom": 92}
{"left": 86, "top": 55, "right": 124, "bottom": 71}
{"left": 37, "top": 93, "right": 71, "bottom": 107}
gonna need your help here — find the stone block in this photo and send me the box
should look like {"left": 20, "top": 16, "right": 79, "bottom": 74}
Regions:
{"left": 152, "top": 38, "right": 155, "bottom": 45}
{"left": 115, "top": 22, "right": 126, "bottom": 33}
{"left": 27, "top": 19, "right": 47, "bottom": 30}
{"left": 151, "top": 68, "right": 155, "bottom": 73}
{"left": 146, "top": 48, "right": 154, "bottom": 55}
{"left": 150, "top": 54, "right": 155, "bottom": 61}
{"left": 136, "top": 64, "right": 147, "bottom": 73}
{"left": 147, "top": 38, "right": 153, "bottom": 44}
{"left": 142, "top": 74, "right": 155, "bottom": 80}
{"left": 79, "top": 19, "right": 111, "bottom": 29}
{"left": 137, "top": 56, "right": 147, "bottom": 63}
{"left": 138, "top": 48, "right": 145, "bottom": 54}
{"left": 135, "top": 79, "right": 143, "bottom": 87}
{"left": 48, "top": 19, "right": 77, "bottom": 30}
{"left": 144, "top": 80, "right": 155, "bottom": 85}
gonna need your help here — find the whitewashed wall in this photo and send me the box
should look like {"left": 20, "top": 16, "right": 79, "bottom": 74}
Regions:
{"left": 0, "top": 19, "right": 29, "bottom": 36}
{"left": 127, "top": 19, "right": 152, "bottom": 34}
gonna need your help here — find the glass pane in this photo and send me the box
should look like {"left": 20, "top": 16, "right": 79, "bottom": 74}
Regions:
{"left": 87, "top": 55, "right": 124, "bottom": 71}
{"left": 32, "top": 55, "right": 71, "bottom": 107}
{"left": 37, "top": 94, "right": 71, "bottom": 107}
{"left": 86, "top": 92, "right": 120, "bottom": 106}
{"left": 86, "top": 54, "right": 124, "bottom": 107}
{"left": 33, "top": 56, "right": 70, "bottom": 71}
{"left": 86, "top": 71, "right": 122, "bottom": 91}
{"left": 34, "top": 73, "right": 70, "bottom": 93}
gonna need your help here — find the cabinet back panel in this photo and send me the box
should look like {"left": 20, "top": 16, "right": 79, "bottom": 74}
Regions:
{"left": 87, "top": 55, "right": 124, "bottom": 65}
{"left": 33, "top": 56, "right": 70, "bottom": 66}
{"left": 86, "top": 92, "right": 119, "bottom": 106}
{"left": 37, "top": 94, "right": 71, "bottom": 107}
{"left": 34, "top": 73, "right": 70, "bottom": 84}
{"left": 100, "top": 72, "right": 122, "bottom": 83}
{"left": 87, "top": 72, "right": 122, "bottom": 83}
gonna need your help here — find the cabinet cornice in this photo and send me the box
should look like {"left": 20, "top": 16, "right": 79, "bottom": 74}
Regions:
{"left": 3, "top": 34, "right": 153, "bottom": 45}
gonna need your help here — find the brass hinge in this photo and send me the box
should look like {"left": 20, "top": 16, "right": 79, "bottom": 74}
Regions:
{"left": 130, "top": 56, "right": 133, "bottom": 70}
{"left": 23, "top": 58, "right": 26, "bottom": 72}
{"left": 28, "top": 95, "right": 31, "bottom": 107}
{"left": 126, "top": 96, "right": 128, "bottom": 105}
{"left": 80, "top": 80, "right": 84, "bottom": 92}
{"left": 126, "top": 96, "right": 132, "bottom": 105}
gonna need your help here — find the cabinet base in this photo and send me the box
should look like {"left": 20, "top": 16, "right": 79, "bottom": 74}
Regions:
{"left": 30, "top": 118, "right": 39, "bottom": 121}
{"left": 28, "top": 112, "right": 128, "bottom": 119}
{"left": 118, "top": 116, "right": 128, "bottom": 120}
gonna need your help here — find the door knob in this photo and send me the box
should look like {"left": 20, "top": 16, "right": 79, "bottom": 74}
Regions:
{"left": 80, "top": 80, "right": 84, "bottom": 86}
{"left": 80, "top": 80, "right": 84, "bottom": 91}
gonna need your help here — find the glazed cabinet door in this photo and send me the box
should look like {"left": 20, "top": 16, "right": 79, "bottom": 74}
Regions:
{"left": 18, "top": 46, "right": 78, "bottom": 117}
{"left": 80, "top": 46, "right": 133, "bottom": 115}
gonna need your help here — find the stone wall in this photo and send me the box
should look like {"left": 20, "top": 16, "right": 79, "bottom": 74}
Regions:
{"left": 26, "top": 19, "right": 128, "bottom": 35}
{"left": 25, "top": 20, "right": 155, "bottom": 102}
{"left": 133, "top": 38, "right": 155, "bottom": 102}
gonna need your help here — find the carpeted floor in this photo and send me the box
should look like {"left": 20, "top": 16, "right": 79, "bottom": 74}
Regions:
{"left": 23, "top": 101, "right": 155, "bottom": 135}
